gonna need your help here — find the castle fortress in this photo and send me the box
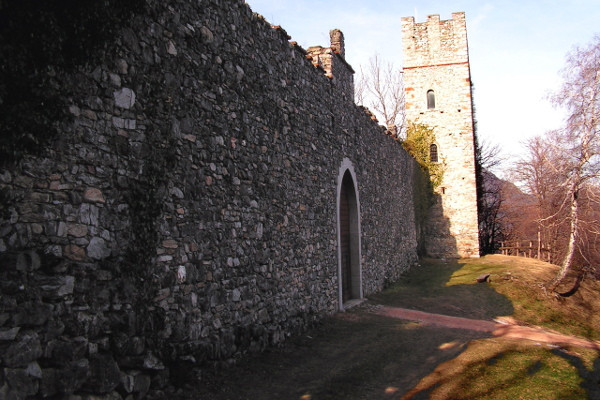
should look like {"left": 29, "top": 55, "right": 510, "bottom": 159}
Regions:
{"left": 402, "top": 12, "right": 480, "bottom": 258}
{"left": 0, "top": 1, "right": 478, "bottom": 397}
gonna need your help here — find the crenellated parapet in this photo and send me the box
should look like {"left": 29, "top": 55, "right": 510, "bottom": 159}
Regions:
{"left": 402, "top": 12, "right": 469, "bottom": 68}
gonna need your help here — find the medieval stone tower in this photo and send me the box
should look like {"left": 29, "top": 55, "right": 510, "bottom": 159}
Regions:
{"left": 401, "top": 12, "right": 480, "bottom": 258}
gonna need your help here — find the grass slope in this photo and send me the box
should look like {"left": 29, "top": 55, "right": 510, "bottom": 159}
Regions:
{"left": 379, "top": 255, "right": 600, "bottom": 400}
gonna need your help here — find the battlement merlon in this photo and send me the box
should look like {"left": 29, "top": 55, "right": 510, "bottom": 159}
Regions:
{"left": 330, "top": 29, "right": 345, "bottom": 58}
{"left": 401, "top": 12, "right": 469, "bottom": 69}
{"left": 306, "top": 29, "right": 355, "bottom": 102}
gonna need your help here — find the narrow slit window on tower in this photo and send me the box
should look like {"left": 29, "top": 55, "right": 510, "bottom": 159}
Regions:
{"left": 430, "top": 143, "right": 439, "bottom": 163}
{"left": 427, "top": 89, "right": 435, "bottom": 109}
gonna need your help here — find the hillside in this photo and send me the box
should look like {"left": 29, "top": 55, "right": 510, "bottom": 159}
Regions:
{"left": 482, "top": 169, "right": 538, "bottom": 241}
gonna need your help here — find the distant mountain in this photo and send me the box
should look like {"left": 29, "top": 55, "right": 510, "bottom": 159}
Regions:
{"left": 481, "top": 169, "right": 537, "bottom": 242}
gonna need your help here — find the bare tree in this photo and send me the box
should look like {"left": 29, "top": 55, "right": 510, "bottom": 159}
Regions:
{"left": 512, "top": 37, "right": 600, "bottom": 290}
{"left": 513, "top": 135, "right": 564, "bottom": 262}
{"left": 355, "top": 55, "right": 405, "bottom": 136}
{"left": 545, "top": 36, "right": 600, "bottom": 290}
{"left": 478, "top": 139, "right": 503, "bottom": 172}
{"left": 578, "top": 185, "right": 600, "bottom": 277}
{"left": 476, "top": 140, "right": 507, "bottom": 254}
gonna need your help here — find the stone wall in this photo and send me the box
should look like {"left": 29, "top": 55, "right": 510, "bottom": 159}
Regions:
{"left": 402, "top": 12, "right": 480, "bottom": 258}
{"left": 0, "top": 0, "right": 420, "bottom": 397}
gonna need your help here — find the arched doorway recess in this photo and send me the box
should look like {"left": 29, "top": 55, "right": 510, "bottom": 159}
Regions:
{"left": 336, "top": 158, "right": 362, "bottom": 310}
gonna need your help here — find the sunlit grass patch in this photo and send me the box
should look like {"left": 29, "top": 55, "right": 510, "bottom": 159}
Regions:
{"left": 402, "top": 339, "right": 592, "bottom": 400}
{"left": 407, "top": 255, "right": 600, "bottom": 340}
{"left": 446, "top": 262, "right": 505, "bottom": 286}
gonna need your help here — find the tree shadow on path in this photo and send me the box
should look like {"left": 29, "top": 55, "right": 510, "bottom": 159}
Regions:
{"left": 191, "top": 311, "right": 491, "bottom": 400}
{"left": 399, "top": 339, "right": 598, "bottom": 400}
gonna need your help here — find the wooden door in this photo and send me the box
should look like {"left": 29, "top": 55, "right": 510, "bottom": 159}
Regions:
{"left": 340, "top": 175, "right": 352, "bottom": 303}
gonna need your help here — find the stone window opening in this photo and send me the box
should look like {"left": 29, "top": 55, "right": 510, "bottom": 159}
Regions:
{"left": 430, "top": 143, "right": 439, "bottom": 163}
{"left": 427, "top": 89, "right": 436, "bottom": 109}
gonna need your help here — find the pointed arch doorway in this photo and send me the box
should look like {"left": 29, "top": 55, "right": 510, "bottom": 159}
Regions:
{"left": 337, "top": 158, "right": 362, "bottom": 310}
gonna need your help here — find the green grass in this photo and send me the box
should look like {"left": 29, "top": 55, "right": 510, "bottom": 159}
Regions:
{"left": 375, "top": 255, "right": 600, "bottom": 340}
{"left": 403, "top": 338, "right": 599, "bottom": 400}
{"left": 379, "top": 255, "right": 600, "bottom": 400}
{"left": 460, "top": 256, "right": 600, "bottom": 341}
{"left": 371, "top": 257, "right": 514, "bottom": 320}
{"left": 420, "top": 341, "right": 590, "bottom": 400}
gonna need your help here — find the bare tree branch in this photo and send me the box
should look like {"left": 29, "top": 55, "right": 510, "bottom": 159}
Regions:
{"left": 512, "top": 35, "right": 600, "bottom": 288}
{"left": 354, "top": 54, "right": 405, "bottom": 137}
{"left": 545, "top": 36, "right": 600, "bottom": 289}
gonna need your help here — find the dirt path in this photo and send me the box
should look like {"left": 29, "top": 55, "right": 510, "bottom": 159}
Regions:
{"left": 372, "top": 304, "right": 600, "bottom": 350}
{"left": 191, "top": 307, "right": 490, "bottom": 400}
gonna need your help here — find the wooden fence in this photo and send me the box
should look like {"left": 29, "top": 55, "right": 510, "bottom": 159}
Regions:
{"left": 498, "top": 240, "right": 552, "bottom": 262}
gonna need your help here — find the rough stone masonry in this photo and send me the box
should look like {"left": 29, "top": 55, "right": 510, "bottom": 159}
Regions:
{"left": 0, "top": 0, "right": 435, "bottom": 397}
{"left": 402, "top": 13, "right": 480, "bottom": 258}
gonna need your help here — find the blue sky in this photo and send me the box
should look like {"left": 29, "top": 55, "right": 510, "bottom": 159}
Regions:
{"left": 246, "top": 0, "right": 600, "bottom": 169}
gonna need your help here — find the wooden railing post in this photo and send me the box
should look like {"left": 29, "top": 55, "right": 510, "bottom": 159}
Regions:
{"left": 529, "top": 241, "right": 533, "bottom": 258}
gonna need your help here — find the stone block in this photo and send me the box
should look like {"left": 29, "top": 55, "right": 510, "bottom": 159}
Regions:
{"left": 64, "top": 244, "right": 86, "bottom": 261}
{"left": 84, "top": 354, "right": 121, "bottom": 393}
{"left": 26, "top": 361, "right": 42, "bottom": 379}
{"left": 40, "top": 368, "right": 59, "bottom": 398}
{"left": 79, "top": 203, "right": 99, "bottom": 226}
{"left": 109, "top": 72, "right": 122, "bottom": 87}
{"left": 15, "top": 249, "right": 41, "bottom": 272}
{"left": 4, "top": 367, "right": 39, "bottom": 397}
{"left": 113, "top": 88, "right": 136, "bottom": 109}
{"left": 112, "top": 116, "right": 136, "bottom": 130}
{"left": 0, "top": 327, "right": 20, "bottom": 341}
{"left": 83, "top": 188, "right": 106, "bottom": 203}
{"left": 166, "top": 40, "right": 177, "bottom": 56}
{"left": 13, "top": 303, "right": 53, "bottom": 327}
{"left": 87, "top": 237, "right": 111, "bottom": 260}
{"left": 133, "top": 372, "right": 152, "bottom": 396}
{"left": 47, "top": 338, "right": 88, "bottom": 367}
{"left": 143, "top": 352, "right": 165, "bottom": 370}
{"left": 4, "top": 332, "right": 43, "bottom": 367}
{"left": 121, "top": 372, "right": 135, "bottom": 393}
{"left": 58, "top": 358, "right": 90, "bottom": 394}
{"left": 67, "top": 223, "right": 89, "bottom": 238}
{"left": 39, "top": 275, "right": 75, "bottom": 298}
{"left": 162, "top": 239, "right": 178, "bottom": 249}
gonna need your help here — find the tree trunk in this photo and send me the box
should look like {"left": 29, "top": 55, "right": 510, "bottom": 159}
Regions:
{"left": 549, "top": 187, "right": 579, "bottom": 290}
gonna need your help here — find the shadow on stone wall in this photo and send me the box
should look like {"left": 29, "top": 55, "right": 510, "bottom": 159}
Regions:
{"left": 0, "top": 250, "right": 170, "bottom": 398}
{"left": 424, "top": 194, "right": 460, "bottom": 259}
